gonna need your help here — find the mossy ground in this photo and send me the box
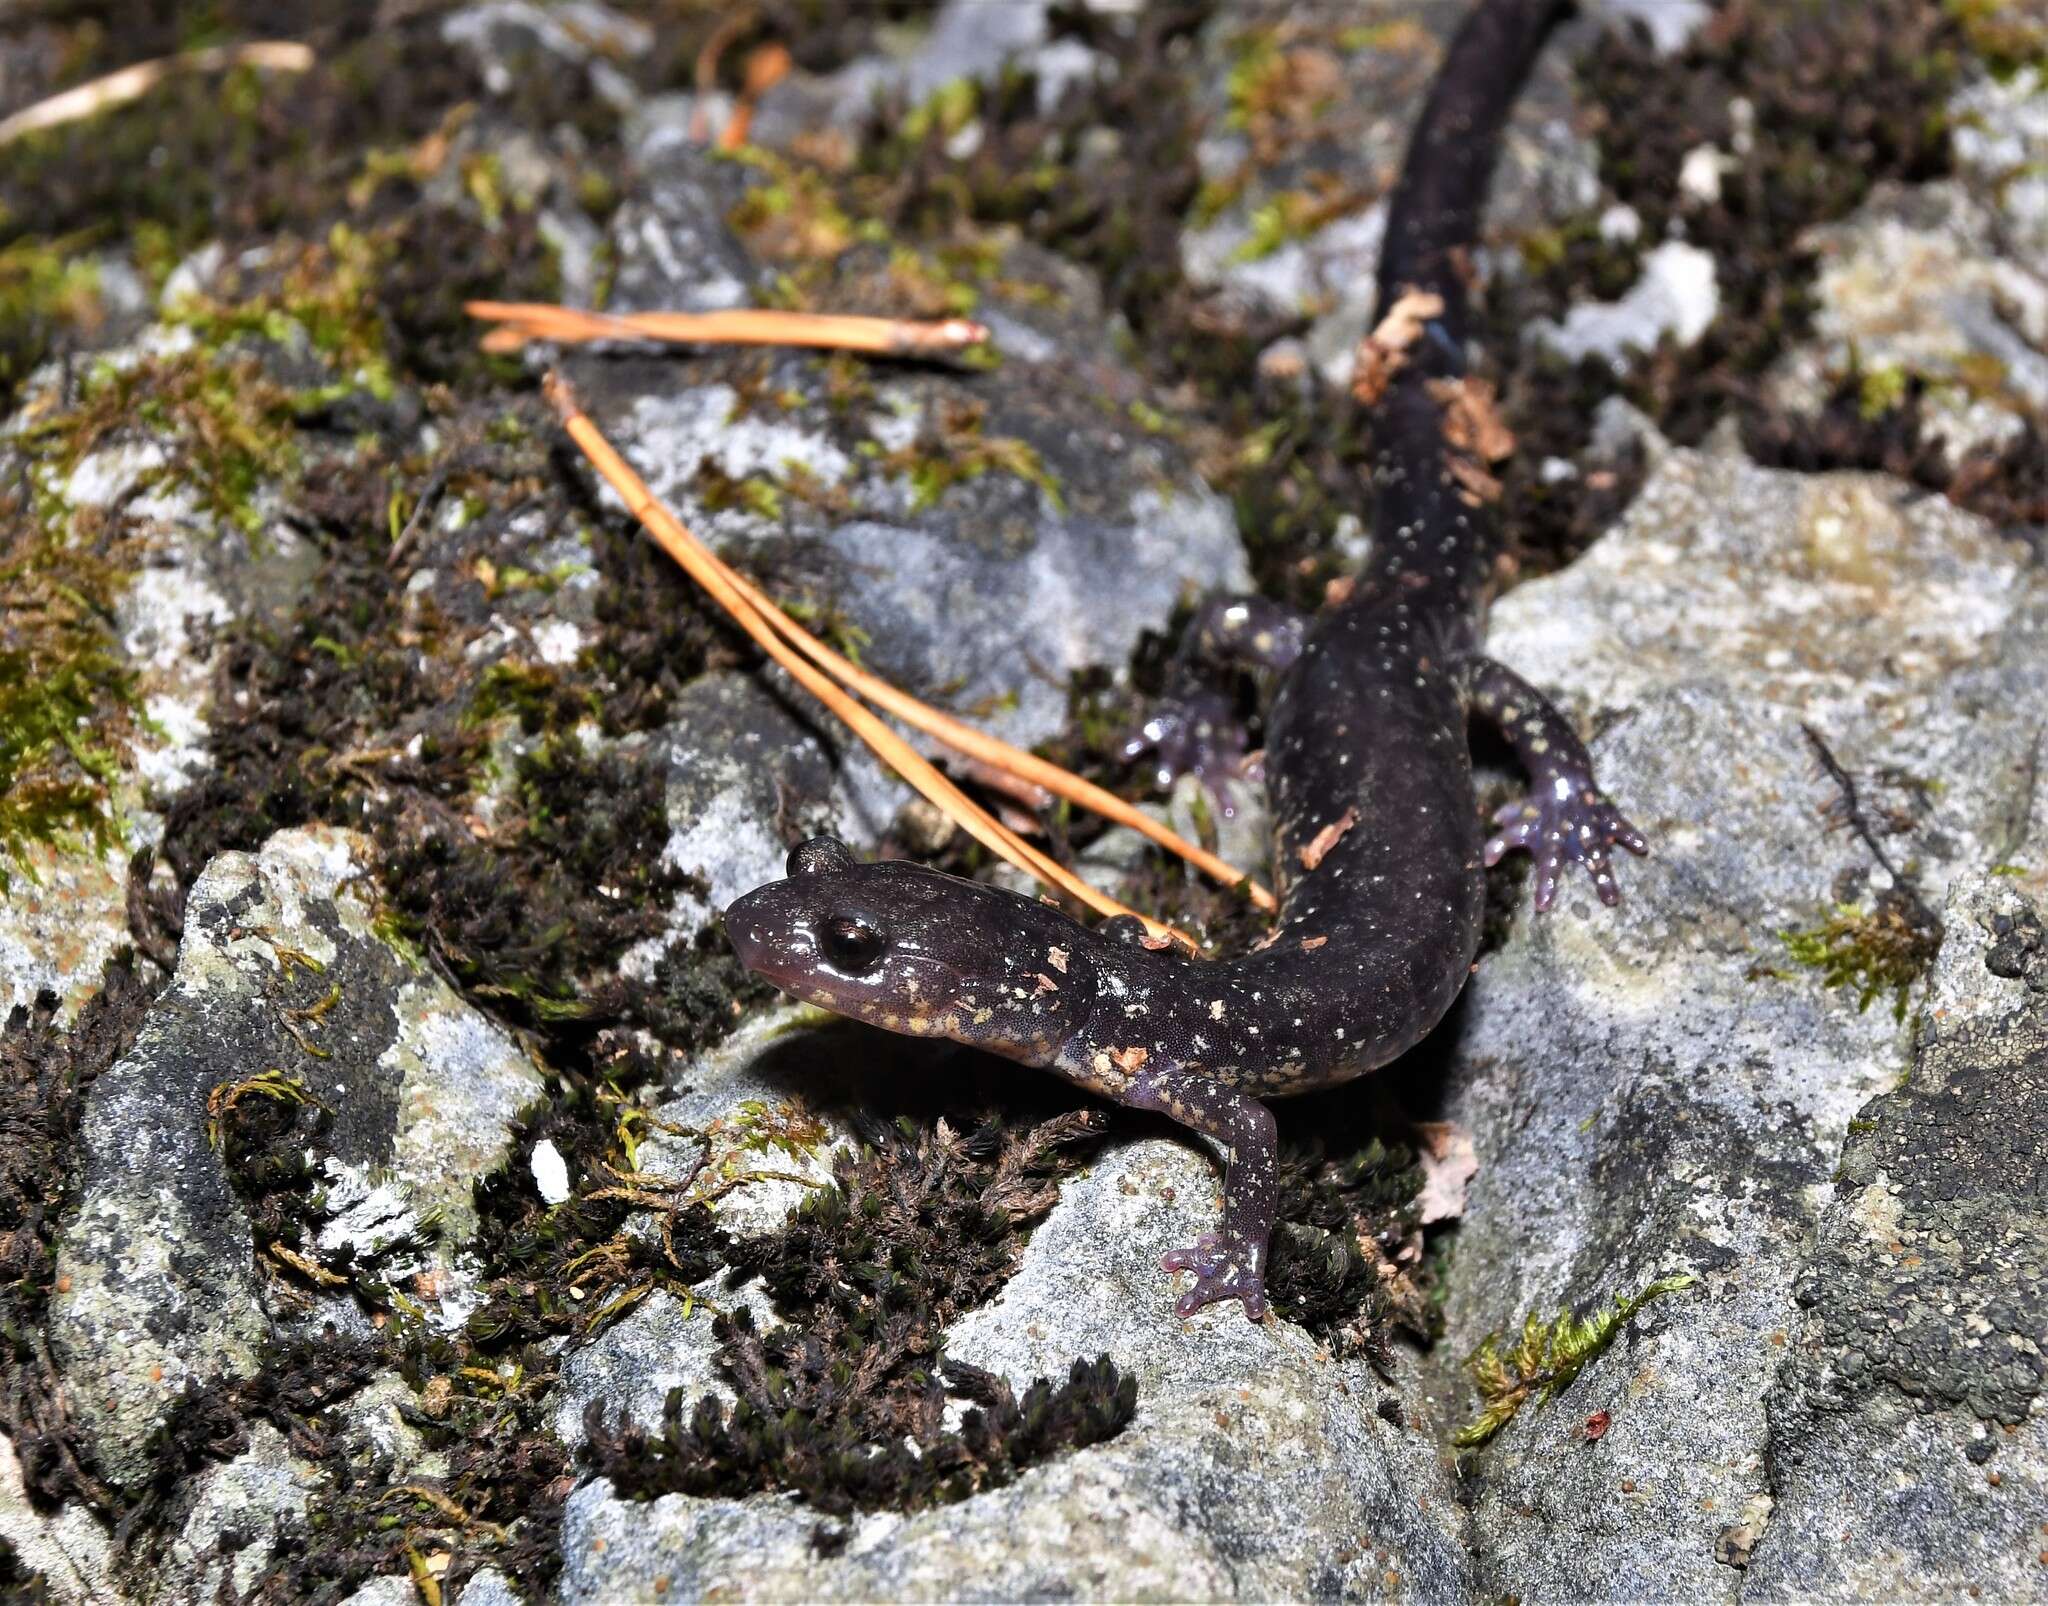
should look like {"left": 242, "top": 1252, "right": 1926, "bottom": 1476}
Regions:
{"left": 0, "top": 0, "right": 2037, "bottom": 1592}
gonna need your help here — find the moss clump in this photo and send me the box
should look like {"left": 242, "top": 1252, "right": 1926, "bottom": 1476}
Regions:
{"left": 170, "top": 225, "right": 398, "bottom": 402}
{"left": 1779, "top": 886, "right": 1944, "bottom": 1021}
{"left": 371, "top": 735, "right": 689, "bottom": 1030}
{"left": 873, "top": 396, "right": 1064, "bottom": 513}
{"left": 23, "top": 345, "right": 310, "bottom": 538}
{"left": 0, "top": 234, "right": 107, "bottom": 407}
{"left": 0, "top": 505, "right": 142, "bottom": 890}
{"left": 726, "top": 146, "right": 858, "bottom": 264}
{"left": 1228, "top": 178, "right": 1366, "bottom": 265}
{"left": 586, "top": 1107, "right": 1137, "bottom": 1515}
{"left": 1455, "top": 1273, "right": 1696, "bottom": 1447}
{"left": 1266, "top": 1137, "right": 1434, "bottom": 1368}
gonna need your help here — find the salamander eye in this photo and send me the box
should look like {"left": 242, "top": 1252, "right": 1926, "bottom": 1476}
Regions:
{"left": 817, "top": 915, "right": 884, "bottom": 974}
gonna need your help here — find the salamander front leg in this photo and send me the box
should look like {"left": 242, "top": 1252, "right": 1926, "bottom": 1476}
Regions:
{"left": 1121, "top": 596, "right": 1307, "bottom": 798}
{"left": 1466, "top": 656, "right": 1649, "bottom": 911}
{"left": 1122, "top": 1064, "right": 1278, "bottom": 1321}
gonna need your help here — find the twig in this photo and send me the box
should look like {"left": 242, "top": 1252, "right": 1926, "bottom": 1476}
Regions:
{"left": 721, "top": 43, "right": 791, "bottom": 151}
{"left": 386, "top": 459, "right": 454, "bottom": 569}
{"left": 467, "top": 301, "right": 989, "bottom": 358}
{"left": 0, "top": 41, "right": 314, "bottom": 146}
{"left": 690, "top": 4, "right": 754, "bottom": 144}
{"left": 543, "top": 370, "right": 1202, "bottom": 948}
{"left": 1801, "top": 722, "right": 1900, "bottom": 880}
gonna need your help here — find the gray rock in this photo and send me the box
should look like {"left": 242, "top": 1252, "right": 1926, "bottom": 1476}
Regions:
{"left": 1747, "top": 873, "right": 2048, "bottom": 1600}
{"left": 749, "top": 0, "right": 1104, "bottom": 149}
{"left": 49, "top": 827, "right": 544, "bottom": 1488}
{"left": 1437, "top": 423, "right": 2046, "bottom": 1601}
{"left": 454, "top": 1567, "right": 524, "bottom": 1606}
{"left": 575, "top": 336, "right": 1246, "bottom": 749}
{"left": 1528, "top": 239, "right": 1720, "bottom": 370}
{"left": 619, "top": 674, "right": 860, "bottom": 965}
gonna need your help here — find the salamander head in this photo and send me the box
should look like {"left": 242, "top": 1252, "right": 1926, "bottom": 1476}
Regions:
{"left": 724, "top": 836, "right": 1100, "bottom": 1065}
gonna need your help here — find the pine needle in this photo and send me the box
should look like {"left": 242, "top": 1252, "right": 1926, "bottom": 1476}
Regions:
{"left": 0, "top": 42, "right": 314, "bottom": 147}
{"left": 468, "top": 302, "right": 989, "bottom": 359}
{"left": 542, "top": 371, "right": 1203, "bottom": 948}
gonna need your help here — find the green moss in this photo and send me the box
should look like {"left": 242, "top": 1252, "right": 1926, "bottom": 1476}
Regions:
{"left": 873, "top": 398, "right": 1064, "bottom": 512}
{"left": 0, "top": 517, "right": 141, "bottom": 890}
{"left": 171, "top": 226, "right": 398, "bottom": 402}
{"left": 1858, "top": 363, "right": 1910, "bottom": 421}
{"left": 1228, "top": 183, "right": 1359, "bottom": 264}
{"left": 1455, "top": 1274, "right": 1696, "bottom": 1447}
{"left": 726, "top": 146, "right": 856, "bottom": 263}
{"left": 466, "top": 660, "right": 599, "bottom": 737}
{"left": 0, "top": 234, "right": 106, "bottom": 405}
{"left": 1778, "top": 889, "right": 1942, "bottom": 1021}
{"left": 1223, "top": 30, "right": 1285, "bottom": 133}
{"left": 902, "top": 77, "right": 980, "bottom": 145}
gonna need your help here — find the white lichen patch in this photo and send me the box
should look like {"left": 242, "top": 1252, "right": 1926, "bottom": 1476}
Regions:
{"left": 380, "top": 978, "right": 548, "bottom": 1243}
{"left": 1529, "top": 240, "right": 1719, "bottom": 369}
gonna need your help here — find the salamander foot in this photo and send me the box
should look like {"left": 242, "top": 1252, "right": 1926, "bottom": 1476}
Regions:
{"left": 1162, "top": 1231, "right": 1269, "bottom": 1321}
{"left": 1485, "top": 773, "right": 1649, "bottom": 912}
{"left": 1120, "top": 689, "right": 1252, "bottom": 797}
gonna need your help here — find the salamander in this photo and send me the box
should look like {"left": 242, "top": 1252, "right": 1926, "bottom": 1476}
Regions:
{"left": 724, "top": 0, "right": 1645, "bottom": 1321}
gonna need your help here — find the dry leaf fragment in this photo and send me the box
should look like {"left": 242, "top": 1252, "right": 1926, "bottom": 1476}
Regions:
{"left": 1299, "top": 807, "right": 1360, "bottom": 870}
{"left": 1352, "top": 290, "right": 1445, "bottom": 405}
{"left": 1426, "top": 375, "right": 1515, "bottom": 462}
{"left": 1413, "top": 1119, "right": 1479, "bottom": 1225}
{"left": 1447, "top": 454, "right": 1503, "bottom": 506}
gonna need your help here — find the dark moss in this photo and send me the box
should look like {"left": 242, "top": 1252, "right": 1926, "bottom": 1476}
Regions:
{"left": 587, "top": 1104, "right": 1137, "bottom": 1516}
{"left": 1266, "top": 1136, "right": 1433, "bottom": 1367}
{"left": 1573, "top": 0, "right": 1962, "bottom": 443}
{"left": 0, "top": 1537, "right": 39, "bottom": 1603}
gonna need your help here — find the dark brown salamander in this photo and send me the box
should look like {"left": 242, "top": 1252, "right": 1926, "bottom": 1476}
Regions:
{"left": 725, "top": 0, "right": 1645, "bottom": 1321}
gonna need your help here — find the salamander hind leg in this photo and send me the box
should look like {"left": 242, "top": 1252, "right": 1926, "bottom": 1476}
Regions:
{"left": 1121, "top": 596, "right": 1307, "bottom": 800}
{"left": 1467, "top": 656, "right": 1649, "bottom": 912}
{"left": 1122, "top": 1064, "right": 1279, "bottom": 1321}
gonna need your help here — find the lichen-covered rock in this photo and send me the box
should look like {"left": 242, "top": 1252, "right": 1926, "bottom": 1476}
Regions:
{"left": 0, "top": 336, "right": 315, "bottom": 1024}
{"left": 569, "top": 144, "right": 1249, "bottom": 758}
{"left": 48, "top": 827, "right": 545, "bottom": 1489}
{"left": 1435, "top": 416, "right": 2047, "bottom": 1601}
{"left": 1747, "top": 873, "right": 2048, "bottom": 1600}
{"left": 154, "top": 1423, "right": 321, "bottom": 1605}
{"left": 1773, "top": 179, "right": 2048, "bottom": 454}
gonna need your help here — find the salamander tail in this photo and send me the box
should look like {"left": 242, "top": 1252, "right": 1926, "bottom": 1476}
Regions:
{"left": 1374, "top": 0, "right": 1574, "bottom": 355}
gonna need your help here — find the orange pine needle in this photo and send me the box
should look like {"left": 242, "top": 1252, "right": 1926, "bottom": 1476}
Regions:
{"left": 719, "top": 545, "right": 1278, "bottom": 913}
{"left": 543, "top": 372, "right": 1199, "bottom": 950}
{"left": 468, "top": 302, "right": 988, "bottom": 357}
